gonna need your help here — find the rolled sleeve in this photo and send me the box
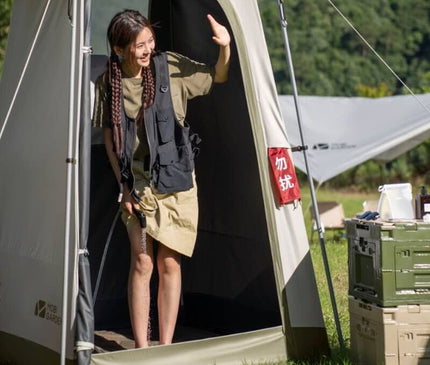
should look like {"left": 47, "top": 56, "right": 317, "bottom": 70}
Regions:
{"left": 167, "top": 52, "right": 215, "bottom": 124}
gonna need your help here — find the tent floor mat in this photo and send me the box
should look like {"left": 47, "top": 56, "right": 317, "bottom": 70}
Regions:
{"left": 94, "top": 329, "right": 135, "bottom": 352}
{"left": 94, "top": 326, "right": 219, "bottom": 353}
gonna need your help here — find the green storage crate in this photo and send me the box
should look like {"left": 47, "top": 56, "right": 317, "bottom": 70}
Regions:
{"left": 347, "top": 219, "right": 430, "bottom": 306}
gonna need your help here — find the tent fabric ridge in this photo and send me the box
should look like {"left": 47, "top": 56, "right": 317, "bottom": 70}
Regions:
{"left": 218, "top": 0, "right": 290, "bottom": 329}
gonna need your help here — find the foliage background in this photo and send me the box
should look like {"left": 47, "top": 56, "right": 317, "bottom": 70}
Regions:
{"left": 258, "top": 0, "right": 430, "bottom": 96}
{"left": 0, "top": 0, "right": 429, "bottom": 188}
{"left": 0, "top": 0, "right": 12, "bottom": 76}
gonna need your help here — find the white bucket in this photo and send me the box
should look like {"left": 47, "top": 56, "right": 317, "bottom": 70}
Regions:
{"left": 377, "top": 183, "right": 415, "bottom": 220}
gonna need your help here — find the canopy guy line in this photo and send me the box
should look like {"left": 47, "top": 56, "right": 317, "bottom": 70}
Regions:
{"left": 0, "top": 0, "right": 52, "bottom": 142}
{"left": 327, "top": 0, "right": 430, "bottom": 116}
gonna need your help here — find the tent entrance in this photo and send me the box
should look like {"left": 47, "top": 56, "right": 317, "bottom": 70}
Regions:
{"left": 87, "top": 0, "right": 282, "bottom": 352}
{"left": 89, "top": 118, "right": 281, "bottom": 351}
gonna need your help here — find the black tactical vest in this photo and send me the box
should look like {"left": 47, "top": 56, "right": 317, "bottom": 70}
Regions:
{"left": 118, "top": 52, "right": 198, "bottom": 196}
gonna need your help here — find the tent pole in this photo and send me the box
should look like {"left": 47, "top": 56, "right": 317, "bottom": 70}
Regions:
{"left": 275, "top": 0, "right": 344, "bottom": 349}
{"left": 61, "top": 0, "right": 79, "bottom": 364}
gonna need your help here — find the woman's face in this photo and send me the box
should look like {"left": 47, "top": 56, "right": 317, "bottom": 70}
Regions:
{"left": 116, "top": 27, "right": 155, "bottom": 75}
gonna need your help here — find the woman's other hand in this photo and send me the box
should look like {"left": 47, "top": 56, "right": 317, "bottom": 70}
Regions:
{"left": 207, "top": 14, "right": 231, "bottom": 83}
{"left": 207, "top": 14, "right": 231, "bottom": 47}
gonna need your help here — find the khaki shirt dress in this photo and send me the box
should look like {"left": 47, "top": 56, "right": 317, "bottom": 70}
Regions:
{"left": 93, "top": 51, "right": 215, "bottom": 257}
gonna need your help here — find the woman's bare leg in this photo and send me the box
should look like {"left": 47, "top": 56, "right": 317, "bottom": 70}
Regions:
{"left": 157, "top": 243, "right": 182, "bottom": 344}
{"left": 128, "top": 223, "right": 154, "bottom": 348}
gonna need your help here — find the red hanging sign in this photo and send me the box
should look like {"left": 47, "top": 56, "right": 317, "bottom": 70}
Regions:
{"left": 268, "top": 147, "right": 301, "bottom": 205}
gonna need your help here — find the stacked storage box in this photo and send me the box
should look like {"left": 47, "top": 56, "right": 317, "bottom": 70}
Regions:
{"left": 349, "top": 298, "right": 430, "bottom": 365}
{"left": 346, "top": 219, "right": 430, "bottom": 365}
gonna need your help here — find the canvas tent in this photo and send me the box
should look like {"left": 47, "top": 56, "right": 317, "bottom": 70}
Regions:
{"left": 278, "top": 94, "right": 430, "bottom": 184}
{"left": 0, "top": 1, "right": 329, "bottom": 364}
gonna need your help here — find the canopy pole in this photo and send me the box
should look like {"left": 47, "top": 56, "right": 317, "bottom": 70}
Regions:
{"left": 275, "top": 0, "right": 344, "bottom": 349}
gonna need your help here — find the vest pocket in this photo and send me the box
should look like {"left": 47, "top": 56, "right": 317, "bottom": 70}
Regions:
{"left": 156, "top": 109, "right": 175, "bottom": 143}
{"left": 157, "top": 141, "right": 193, "bottom": 193}
{"left": 158, "top": 140, "right": 192, "bottom": 170}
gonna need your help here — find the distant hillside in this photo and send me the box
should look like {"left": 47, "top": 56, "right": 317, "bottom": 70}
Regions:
{"left": 258, "top": 0, "right": 430, "bottom": 96}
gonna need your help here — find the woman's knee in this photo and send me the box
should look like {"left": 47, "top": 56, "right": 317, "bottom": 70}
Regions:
{"left": 131, "top": 252, "right": 154, "bottom": 277}
{"left": 129, "top": 233, "right": 154, "bottom": 276}
{"left": 157, "top": 245, "right": 181, "bottom": 276}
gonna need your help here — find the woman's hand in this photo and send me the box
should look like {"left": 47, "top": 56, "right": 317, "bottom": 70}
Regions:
{"left": 207, "top": 14, "right": 231, "bottom": 83}
{"left": 122, "top": 186, "right": 140, "bottom": 215}
{"left": 207, "top": 14, "right": 230, "bottom": 47}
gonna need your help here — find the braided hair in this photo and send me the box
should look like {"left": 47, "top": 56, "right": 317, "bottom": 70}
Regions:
{"left": 136, "top": 63, "right": 156, "bottom": 124}
{"left": 106, "top": 9, "right": 156, "bottom": 158}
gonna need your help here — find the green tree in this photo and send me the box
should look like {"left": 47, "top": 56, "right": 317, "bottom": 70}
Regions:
{"left": 258, "top": 0, "right": 430, "bottom": 96}
{"left": 0, "top": 0, "right": 13, "bottom": 77}
{"left": 356, "top": 82, "right": 393, "bottom": 97}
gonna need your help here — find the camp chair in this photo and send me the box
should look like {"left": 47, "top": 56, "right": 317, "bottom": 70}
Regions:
{"left": 310, "top": 201, "right": 345, "bottom": 242}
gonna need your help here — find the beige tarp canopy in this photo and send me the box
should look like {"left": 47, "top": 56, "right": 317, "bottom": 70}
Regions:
{"left": 279, "top": 93, "right": 430, "bottom": 184}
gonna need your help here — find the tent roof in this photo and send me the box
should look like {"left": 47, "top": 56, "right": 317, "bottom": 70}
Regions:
{"left": 279, "top": 93, "right": 430, "bottom": 183}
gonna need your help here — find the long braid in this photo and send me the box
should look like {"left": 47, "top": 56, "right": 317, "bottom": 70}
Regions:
{"left": 109, "top": 54, "right": 124, "bottom": 159}
{"left": 137, "top": 64, "right": 156, "bottom": 125}
{"left": 106, "top": 9, "right": 155, "bottom": 156}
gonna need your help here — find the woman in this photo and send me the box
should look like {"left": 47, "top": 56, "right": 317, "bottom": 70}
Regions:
{"left": 93, "top": 9, "right": 230, "bottom": 348}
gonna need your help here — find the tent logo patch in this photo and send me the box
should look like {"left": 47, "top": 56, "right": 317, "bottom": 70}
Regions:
{"left": 34, "top": 300, "right": 47, "bottom": 318}
{"left": 34, "top": 299, "right": 62, "bottom": 325}
{"left": 312, "top": 142, "right": 356, "bottom": 150}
